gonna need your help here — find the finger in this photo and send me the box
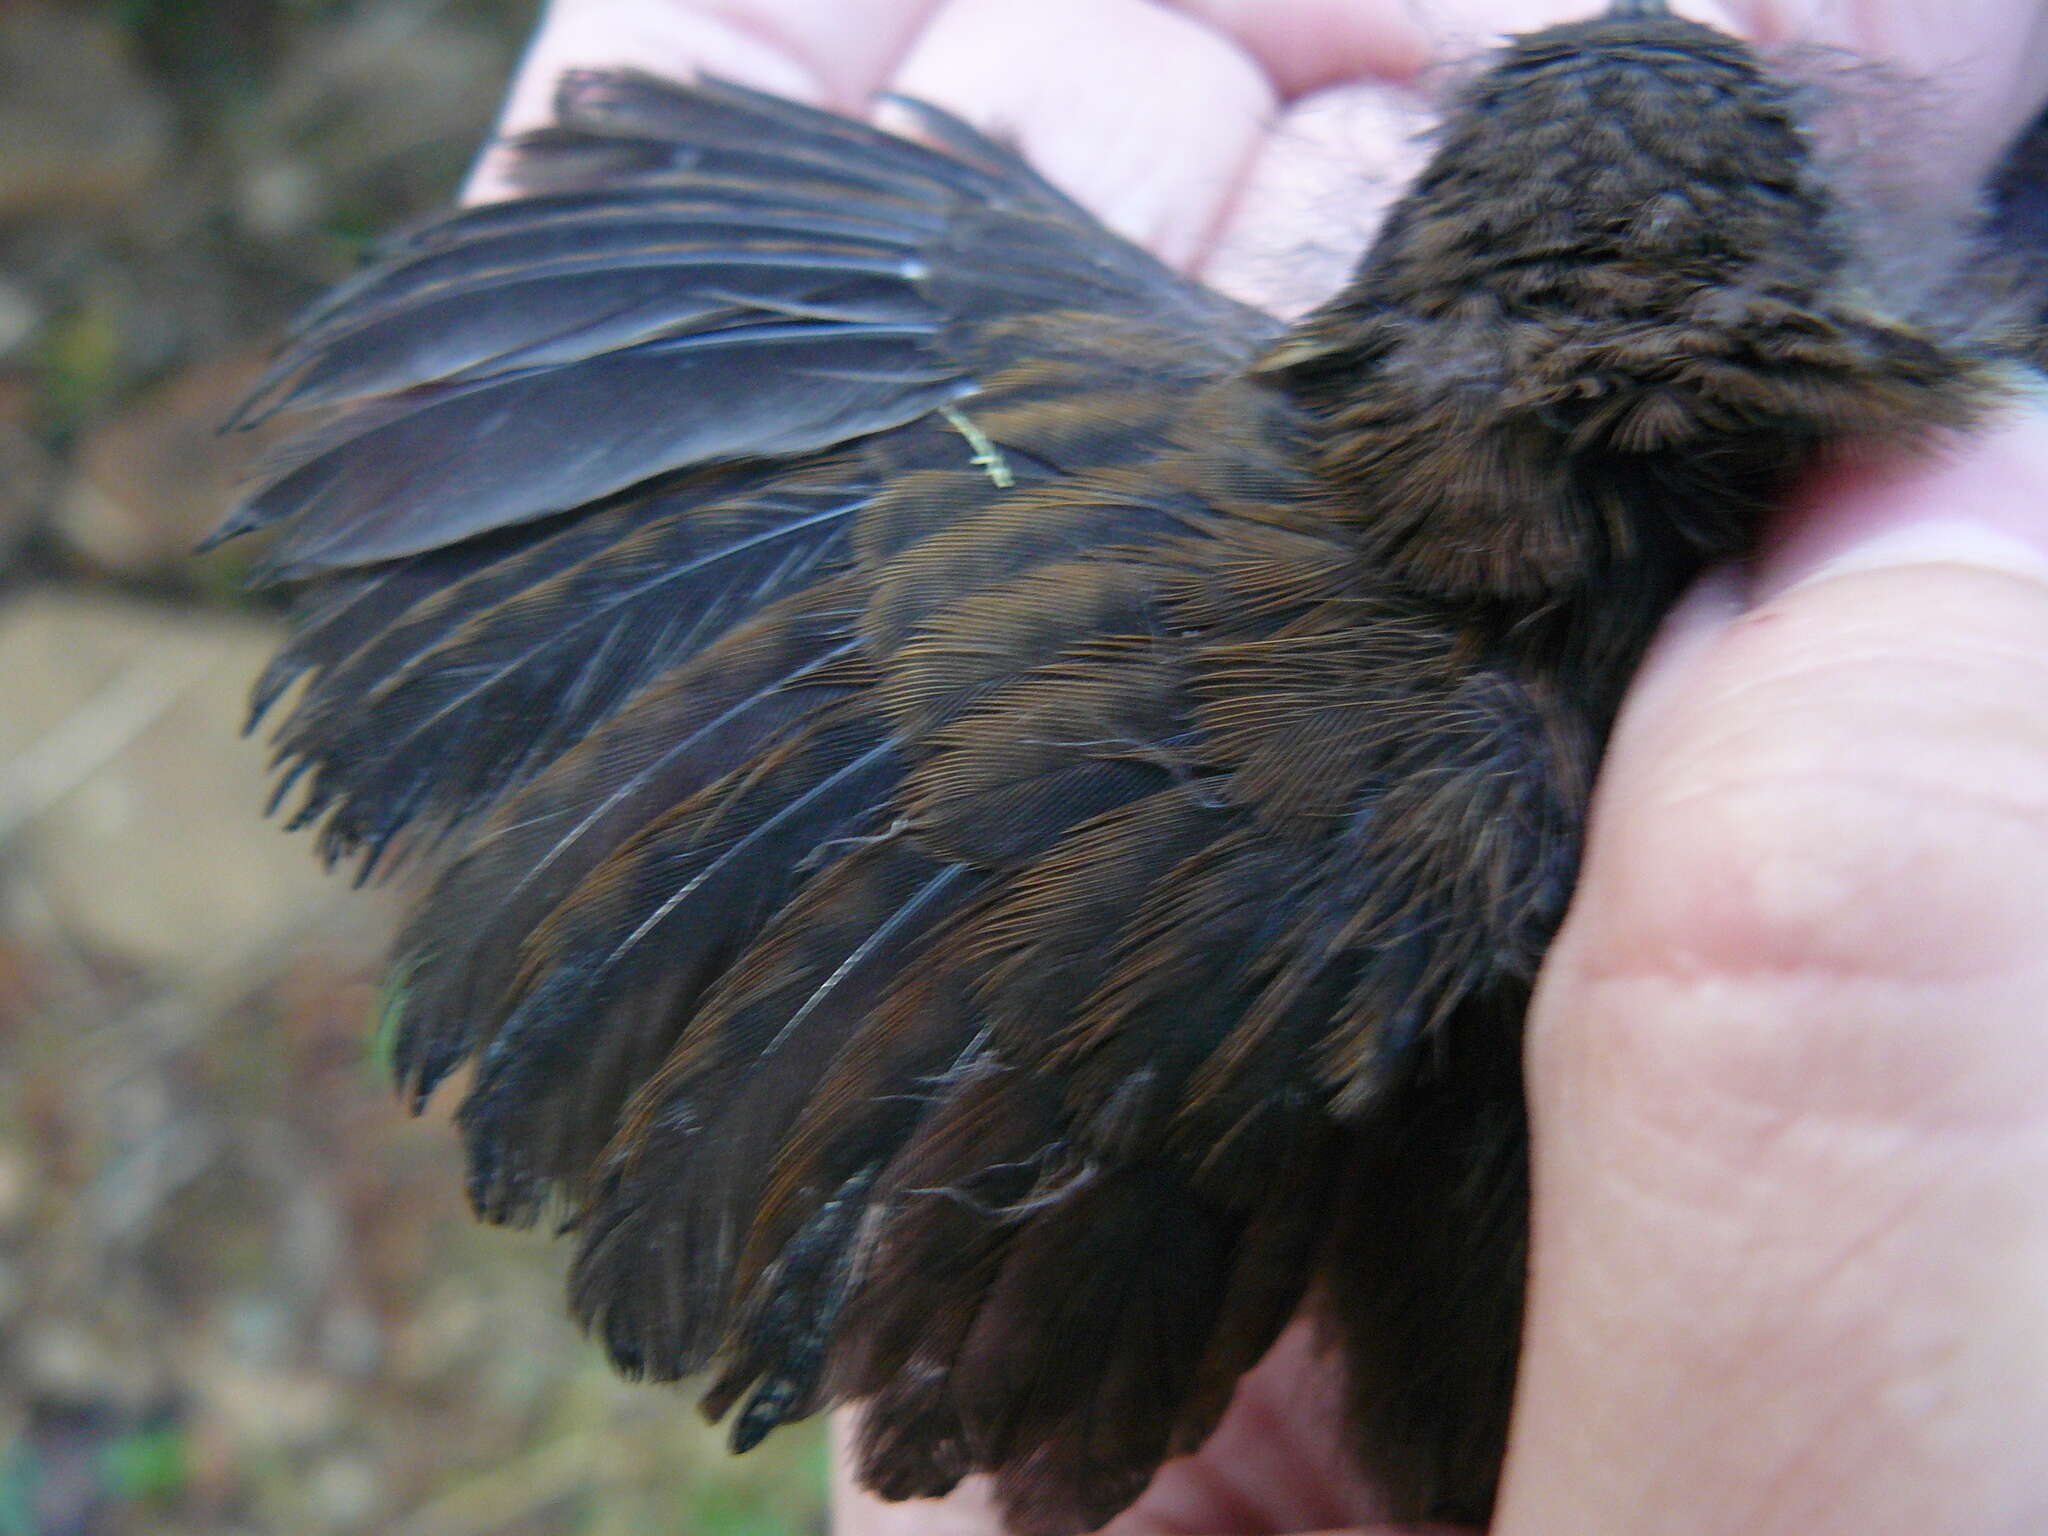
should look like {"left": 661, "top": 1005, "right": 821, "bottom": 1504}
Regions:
{"left": 1502, "top": 407, "right": 2048, "bottom": 1532}
{"left": 464, "top": 0, "right": 941, "bottom": 201}
{"left": 884, "top": 0, "right": 1275, "bottom": 267}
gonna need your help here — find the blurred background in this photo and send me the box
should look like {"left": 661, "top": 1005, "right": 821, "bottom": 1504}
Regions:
{"left": 0, "top": 2, "right": 829, "bottom": 1531}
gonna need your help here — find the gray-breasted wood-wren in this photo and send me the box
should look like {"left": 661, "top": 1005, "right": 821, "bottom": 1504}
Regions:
{"left": 208, "top": 2, "right": 2039, "bottom": 1527}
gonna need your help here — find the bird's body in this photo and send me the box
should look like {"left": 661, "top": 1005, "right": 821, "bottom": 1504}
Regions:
{"left": 215, "top": 7, "right": 2027, "bottom": 1531}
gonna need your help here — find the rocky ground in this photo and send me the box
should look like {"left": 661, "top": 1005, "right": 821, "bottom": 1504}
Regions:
{"left": 0, "top": 4, "right": 828, "bottom": 1532}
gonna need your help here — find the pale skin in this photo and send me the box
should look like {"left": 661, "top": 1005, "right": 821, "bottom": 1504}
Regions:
{"left": 469, "top": 4, "right": 2048, "bottom": 1531}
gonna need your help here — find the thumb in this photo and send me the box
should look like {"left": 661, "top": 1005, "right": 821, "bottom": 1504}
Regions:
{"left": 1499, "top": 405, "right": 2048, "bottom": 1534}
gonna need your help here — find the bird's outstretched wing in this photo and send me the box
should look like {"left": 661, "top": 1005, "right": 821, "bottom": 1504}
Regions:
{"left": 220, "top": 74, "right": 1586, "bottom": 1534}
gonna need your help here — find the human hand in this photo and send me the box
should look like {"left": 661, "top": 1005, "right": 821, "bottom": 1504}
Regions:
{"left": 470, "top": 0, "right": 2048, "bottom": 313}
{"left": 469, "top": 5, "right": 2048, "bottom": 1532}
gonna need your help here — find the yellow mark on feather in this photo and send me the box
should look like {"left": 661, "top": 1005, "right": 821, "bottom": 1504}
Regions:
{"left": 940, "top": 405, "right": 1014, "bottom": 488}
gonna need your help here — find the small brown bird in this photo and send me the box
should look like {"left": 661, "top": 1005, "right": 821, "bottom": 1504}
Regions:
{"left": 210, "top": 3, "right": 2035, "bottom": 1530}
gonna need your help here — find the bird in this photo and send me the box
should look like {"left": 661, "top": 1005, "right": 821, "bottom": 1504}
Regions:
{"left": 207, "top": 2, "right": 2037, "bottom": 1530}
